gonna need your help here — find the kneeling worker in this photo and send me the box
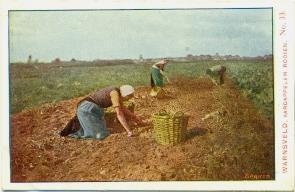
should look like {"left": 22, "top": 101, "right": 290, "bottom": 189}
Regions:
{"left": 60, "top": 85, "right": 145, "bottom": 139}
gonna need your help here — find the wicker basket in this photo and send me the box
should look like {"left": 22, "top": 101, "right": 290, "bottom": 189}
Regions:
{"left": 152, "top": 110, "right": 189, "bottom": 145}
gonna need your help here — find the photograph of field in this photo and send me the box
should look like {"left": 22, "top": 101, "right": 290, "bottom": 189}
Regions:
{"left": 9, "top": 9, "right": 274, "bottom": 181}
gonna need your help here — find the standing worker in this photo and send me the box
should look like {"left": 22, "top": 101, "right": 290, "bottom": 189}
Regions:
{"left": 150, "top": 59, "right": 170, "bottom": 97}
{"left": 206, "top": 65, "right": 227, "bottom": 85}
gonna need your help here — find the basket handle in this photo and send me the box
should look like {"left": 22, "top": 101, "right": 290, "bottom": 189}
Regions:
{"left": 158, "top": 109, "right": 167, "bottom": 115}
{"left": 172, "top": 111, "right": 184, "bottom": 118}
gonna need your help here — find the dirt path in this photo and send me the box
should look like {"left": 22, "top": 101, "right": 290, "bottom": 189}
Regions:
{"left": 11, "top": 77, "right": 274, "bottom": 181}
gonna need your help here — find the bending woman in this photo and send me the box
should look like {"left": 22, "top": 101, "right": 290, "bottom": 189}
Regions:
{"left": 61, "top": 85, "right": 144, "bottom": 139}
{"left": 206, "top": 65, "right": 226, "bottom": 85}
{"left": 150, "top": 59, "right": 170, "bottom": 97}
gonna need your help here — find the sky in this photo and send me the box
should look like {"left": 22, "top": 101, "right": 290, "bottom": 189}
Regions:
{"left": 9, "top": 9, "right": 272, "bottom": 63}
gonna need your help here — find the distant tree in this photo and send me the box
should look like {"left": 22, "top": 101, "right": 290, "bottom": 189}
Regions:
{"left": 213, "top": 53, "right": 220, "bottom": 60}
{"left": 27, "top": 55, "right": 32, "bottom": 64}
{"left": 138, "top": 54, "right": 144, "bottom": 63}
{"left": 52, "top": 58, "right": 61, "bottom": 64}
{"left": 206, "top": 55, "right": 212, "bottom": 60}
{"left": 71, "top": 58, "right": 76, "bottom": 62}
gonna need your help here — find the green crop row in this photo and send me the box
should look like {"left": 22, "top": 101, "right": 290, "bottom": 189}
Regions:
{"left": 10, "top": 60, "right": 274, "bottom": 119}
{"left": 225, "top": 61, "right": 274, "bottom": 118}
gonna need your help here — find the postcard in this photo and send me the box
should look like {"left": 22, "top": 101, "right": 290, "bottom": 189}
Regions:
{"left": 0, "top": 0, "right": 294, "bottom": 191}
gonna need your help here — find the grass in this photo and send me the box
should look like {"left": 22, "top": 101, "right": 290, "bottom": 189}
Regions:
{"left": 10, "top": 60, "right": 274, "bottom": 119}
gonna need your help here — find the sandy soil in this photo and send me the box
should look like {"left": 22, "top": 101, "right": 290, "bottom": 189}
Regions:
{"left": 11, "top": 77, "right": 274, "bottom": 181}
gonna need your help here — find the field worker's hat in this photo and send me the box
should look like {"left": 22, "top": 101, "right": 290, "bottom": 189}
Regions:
{"left": 156, "top": 59, "right": 168, "bottom": 65}
{"left": 120, "top": 85, "right": 135, "bottom": 97}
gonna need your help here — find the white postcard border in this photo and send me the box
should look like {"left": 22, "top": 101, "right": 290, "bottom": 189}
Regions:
{"left": 1, "top": 0, "right": 294, "bottom": 191}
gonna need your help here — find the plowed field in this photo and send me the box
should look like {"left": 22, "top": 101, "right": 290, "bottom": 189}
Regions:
{"left": 11, "top": 77, "right": 274, "bottom": 181}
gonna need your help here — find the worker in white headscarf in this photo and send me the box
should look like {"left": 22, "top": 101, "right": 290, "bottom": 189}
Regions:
{"left": 150, "top": 59, "right": 170, "bottom": 97}
{"left": 206, "top": 65, "right": 227, "bottom": 85}
{"left": 61, "top": 85, "right": 144, "bottom": 139}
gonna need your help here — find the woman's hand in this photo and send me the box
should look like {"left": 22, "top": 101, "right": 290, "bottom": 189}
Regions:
{"left": 120, "top": 107, "right": 150, "bottom": 126}
{"left": 134, "top": 116, "right": 150, "bottom": 126}
{"left": 142, "top": 119, "right": 151, "bottom": 124}
{"left": 127, "top": 130, "right": 133, "bottom": 137}
{"left": 115, "top": 107, "right": 133, "bottom": 137}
